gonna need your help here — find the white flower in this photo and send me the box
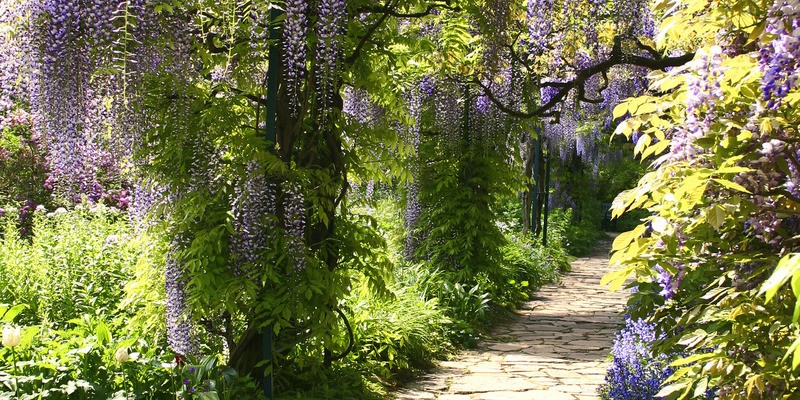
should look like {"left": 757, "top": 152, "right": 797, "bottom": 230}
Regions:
{"left": 2, "top": 326, "right": 21, "bottom": 348}
{"left": 105, "top": 235, "right": 119, "bottom": 246}
{"left": 651, "top": 216, "right": 669, "bottom": 234}
{"left": 115, "top": 347, "right": 129, "bottom": 363}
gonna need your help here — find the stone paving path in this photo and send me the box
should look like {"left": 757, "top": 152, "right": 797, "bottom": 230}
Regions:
{"left": 394, "top": 236, "right": 628, "bottom": 400}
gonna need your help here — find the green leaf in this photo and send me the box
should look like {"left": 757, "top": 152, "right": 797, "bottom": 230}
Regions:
{"left": 0, "top": 304, "right": 27, "bottom": 323}
{"left": 670, "top": 352, "right": 715, "bottom": 367}
{"left": 712, "top": 178, "right": 751, "bottom": 193}
{"left": 693, "top": 377, "right": 709, "bottom": 398}
{"left": 601, "top": 265, "right": 636, "bottom": 292}
{"left": 678, "top": 329, "right": 706, "bottom": 349}
{"left": 786, "top": 92, "right": 800, "bottom": 107}
{"left": 96, "top": 320, "right": 111, "bottom": 345}
{"left": 783, "top": 336, "right": 800, "bottom": 370}
{"left": 635, "top": 102, "right": 658, "bottom": 116}
{"left": 717, "top": 166, "right": 753, "bottom": 174}
{"left": 656, "top": 381, "right": 691, "bottom": 399}
{"left": 792, "top": 272, "right": 800, "bottom": 323}
{"left": 747, "top": 19, "right": 766, "bottom": 43}
{"left": 612, "top": 103, "right": 629, "bottom": 120}
{"left": 745, "top": 375, "right": 765, "bottom": 398}
{"left": 612, "top": 224, "right": 646, "bottom": 252}
{"left": 706, "top": 204, "right": 726, "bottom": 230}
{"left": 760, "top": 253, "right": 800, "bottom": 303}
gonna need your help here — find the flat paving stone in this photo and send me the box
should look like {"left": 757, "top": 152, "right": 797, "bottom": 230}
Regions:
{"left": 449, "top": 374, "right": 536, "bottom": 393}
{"left": 475, "top": 391, "right": 575, "bottom": 400}
{"left": 393, "top": 236, "right": 627, "bottom": 400}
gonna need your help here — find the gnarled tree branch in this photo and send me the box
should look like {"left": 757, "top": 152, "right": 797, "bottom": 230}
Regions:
{"left": 475, "top": 36, "right": 695, "bottom": 120}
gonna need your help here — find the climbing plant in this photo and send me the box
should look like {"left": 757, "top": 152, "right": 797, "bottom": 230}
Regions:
{"left": 605, "top": 0, "right": 800, "bottom": 397}
{"left": 0, "top": 0, "right": 733, "bottom": 396}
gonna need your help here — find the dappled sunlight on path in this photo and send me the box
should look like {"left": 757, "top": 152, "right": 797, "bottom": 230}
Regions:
{"left": 394, "top": 236, "right": 627, "bottom": 400}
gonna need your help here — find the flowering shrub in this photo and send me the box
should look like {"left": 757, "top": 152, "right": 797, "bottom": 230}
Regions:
{"left": 0, "top": 103, "right": 51, "bottom": 232}
{"left": 600, "top": 317, "right": 673, "bottom": 400}
{"left": 605, "top": 0, "right": 800, "bottom": 397}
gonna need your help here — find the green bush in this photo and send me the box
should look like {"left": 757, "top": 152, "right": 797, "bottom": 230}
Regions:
{"left": 502, "top": 235, "right": 560, "bottom": 288}
{"left": 346, "top": 272, "right": 452, "bottom": 379}
{"left": 0, "top": 307, "right": 172, "bottom": 399}
{"left": 0, "top": 112, "right": 51, "bottom": 212}
{"left": 564, "top": 222, "right": 605, "bottom": 257}
{"left": 0, "top": 309, "right": 262, "bottom": 400}
{"left": 0, "top": 204, "right": 144, "bottom": 327}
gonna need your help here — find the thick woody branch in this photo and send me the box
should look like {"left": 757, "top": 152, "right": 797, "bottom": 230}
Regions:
{"left": 476, "top": 36, "right": 694, "bottom": 120}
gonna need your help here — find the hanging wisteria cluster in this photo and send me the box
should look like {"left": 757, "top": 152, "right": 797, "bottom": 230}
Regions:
{"left": 760, "top": 0, "right": 800, "bottom": 109}
{"left": 283, "top": 182, "right": 307, "bottom": 272}
{"left": 612, "top": 0, "right": 655, "bottom": 38}
{"left": 165, "top": 238, "right": 197, "bottom": 358}
{"left": 404, "top": 88, "right": 423, "bottom": 259}
{"left": 482, "top": 0, "right": 511, "bottom": 66}
{"left": 230, "top": 161, "right": 275, "bottom": 274}
{"left": 314, "top": 0, "right": 346, "bottom": 120}
{"left": 283, "top": 0, "right": 307, "bottom": 114}
{"left": 0, "top": 0, "right": 166, "bottom": 207}
{"left": 526, "top": 0, "right": 556, "bottom": 58}
{"left": 669, "top": 46, "right": 724, "bottom": 163}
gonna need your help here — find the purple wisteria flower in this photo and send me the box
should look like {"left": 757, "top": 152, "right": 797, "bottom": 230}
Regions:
{"left": 760, "top": 0, "right": 800, "bottom": 109}
{"left": 476, "top": 95, "right": 491, "bottom": 115}
{"left": 654, "top": 263, "right": 685, "bottom": 300}
{"left": 283, "top": 0, "right": 308, "bottom": 114}
{"left": 526, "top": 0, "right": 555, "bottom": 56}
{"left": 600, "top": 317, "right": 673, "bottom": 400}
{"left": 314, "top": 0, "right": 346, "bottom": 121}
{"left": 670, "top": 46, "right": 724, "bottom": 163}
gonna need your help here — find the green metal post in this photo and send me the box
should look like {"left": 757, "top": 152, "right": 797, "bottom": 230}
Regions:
{"left": 542, "top": 154, "right": 551, "bottom": 247}
{"left": 261, "top": 6, "right": 281, "bottom": 400}
{"left": 531, "top": 128, "right": 541, "bottom": 235}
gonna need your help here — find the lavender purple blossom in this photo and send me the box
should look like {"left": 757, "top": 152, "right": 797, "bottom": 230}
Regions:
{"left": 230, "top": 161, "right": 275, "bottom": 274}
{"left": 670, "top": 46, "right": 724, "bottom": 163}
{"left": 760, "top": 0, "right": 800, "bottom": 109}
{"left": 404, "top": 88, "right": 423, "bottom": 259}
{"left": 283, "top": 183, "right": 307, "bottom": 272}
{"left": 654, "top": 263, "right": 685, "bottom": 300}
{"left": 165, "top": 240, "right": 198, "bottom": 358}
{"left": 526, "top": 0, "right": 556, "bottom": 56}
{"left": 600, "top": 317, "right": 673, "bottom": 400}
{"left": 283, "top": 0, "right": 308, "bottom": 114}
{"left": 314, "top": 0, "right": 346, "bottom": 121}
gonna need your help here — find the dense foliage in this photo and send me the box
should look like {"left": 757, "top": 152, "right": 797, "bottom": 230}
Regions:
{"left": 0, "top": 0, "right": 736, "bottom": 397}
{"left": 604, "top": 0, "right": 800, "bottom": 398}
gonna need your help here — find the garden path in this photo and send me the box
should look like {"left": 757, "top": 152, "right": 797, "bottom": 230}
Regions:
{"left": 394, "top": 236, "right": 627, "bottom": 400}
